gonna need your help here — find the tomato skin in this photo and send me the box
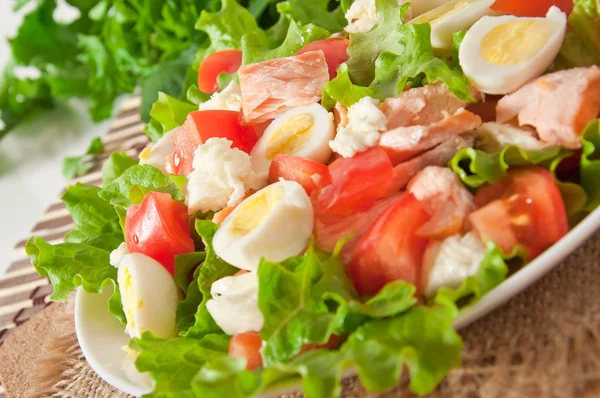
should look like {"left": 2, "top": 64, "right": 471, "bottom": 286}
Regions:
{"left": 470, "top": 167, "right": 568, "bottom": 260}
{"left": 229, "top": 332, "right": 263, "bottom": 371}
{"left": 170, "top": 110, "right": 258, "bottom": 175}
{"left": 268, "top": 155, "right": 332, "bottom": 195}
{"left": 125, "top": 192, "right": 195, "bottom": 275}
{"left": 491, "top": 0, "right": 573, "bottom": 17}
{"left": 198, "top": 49, "right": 242, "bottom": 93}
{"left": 297, "top": 38, "right": 350, "bottom": 79}
{"left": 348, "top": 193, "right": 430, "bottom": 296}
{"left": 316, "top": 148, "right": 394, "bottom": 216}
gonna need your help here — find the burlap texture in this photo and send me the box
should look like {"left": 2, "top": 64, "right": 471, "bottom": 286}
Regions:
{"left": 1, "top": 229, "right": 599, "bottom": 398}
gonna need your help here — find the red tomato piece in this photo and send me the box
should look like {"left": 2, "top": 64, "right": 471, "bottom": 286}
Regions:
{"left": 491, "top": 0, "right": 573, "bottom": 17}
{"left": 198, "top": 49, "right": 242, "bottom": 93}
{"left": 297, "top": 38, "right": 350, "bottom": 79}
{"left": 469, "top": 166, "right": 568, "bottom": 260}
{"left": 348, "top": 193, "right": 431, "bottom": 296}
{"left": 268, "top": 155, "right": 332, "bottom": 195}
{"left": 229, "top": 332, "right": 263, "bottom": 371}
{"left": 125, "top": 192, "right": 194, "bottom": 275}
{"left": 170, "top": 110, "right": 258, "bottom": 175}
{"left": 316, "top": 148, "right": 394, "bottom": 217}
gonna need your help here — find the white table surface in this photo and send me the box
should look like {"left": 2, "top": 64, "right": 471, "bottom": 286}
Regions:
{"left": 0, "top": 1, "right": 114, "bottom": 274}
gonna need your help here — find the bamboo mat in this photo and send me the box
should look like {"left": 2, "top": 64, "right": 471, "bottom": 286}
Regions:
{"left": 0, "top": 96, "right": 149, "bottom": 397}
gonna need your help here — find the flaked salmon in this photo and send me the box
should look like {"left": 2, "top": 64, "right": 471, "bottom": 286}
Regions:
{"left": 408, "top": 166, "right": 475, "bottom": 239}
{"left": 380, "top": 83, "right": 483, "bottom": 130}
{"left": 378, "top": 108, "right": 482, "bottom": 164}
{"left": 496, "top": 66, "right": 600, "bottom": 149}
{"left": 238, "top": 51, "right": 330, "bottom": 125}
{"left": 390, "top": 134, "right": 474, "bottom": 193}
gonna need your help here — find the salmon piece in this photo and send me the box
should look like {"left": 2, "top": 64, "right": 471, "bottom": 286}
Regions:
{"left": 496, "top": 66, "right": 600, "bottom": 149}
{"left": 380, "top": 83, "right": 483, "bottom": 130}
{"left": 378, "top": 109, "right": 482, "bottom": 164}
{"left": 238, "top": 51, "right": 330, "bottom": 125}
{"left": 390, "top": 134, "right": 474, "bottom": 193}
{"left": 408, "top": 166, "right": 475, "bottom": 239}
{"left": 314, "top": 193, "right": 403, "bottom": 262}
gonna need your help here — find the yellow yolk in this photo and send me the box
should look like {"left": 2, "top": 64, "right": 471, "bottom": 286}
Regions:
{"left": 122, "top": 345, "right": 139, "bottom": 360}
{"left": 229, "top": 185, "right": 284, "bottom": 236}
{"left": 480, "top": 19, "right": 551, "bottom": 65}
{"left": 139, "top": 147, "right": 152, "bottom": 161}
{"left": 412, "top": 0, "right": 471, "bottom": 24}
{"left": 122, "top": 268, "right": 136, "bottom": 331}
{"left": 266, "top": 114, "right": 314, "bottom": 160}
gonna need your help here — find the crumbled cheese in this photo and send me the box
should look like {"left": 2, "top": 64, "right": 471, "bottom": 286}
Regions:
{"left": 329, "top": 97, "right": 387, "bottom": 158}
{"left": 423, "top": 232, "right": 487, "bottom": 297}
{"left": 139, "top": 128, "right": 176, "bottom": 174}
{"left": 206, "top": 272, "right": 264, "bottom": 335}
{"left": 345, "top": 0, "right": 411, "bottom": 33}
{"left": 186, "top": 138, "right": 267, "bottom": 214}
{"left": 109, "top": 243, "right": 129, "bottom": 268}
{"left": 475, "top": 122, "right": 547, "bottom": 152}
{"left": 198, "top": 81, "right": 242, "bottom": 112}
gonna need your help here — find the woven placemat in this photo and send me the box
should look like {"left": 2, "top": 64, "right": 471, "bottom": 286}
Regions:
{"left": 0, "top": 97, "right": 599, "bottom": 397}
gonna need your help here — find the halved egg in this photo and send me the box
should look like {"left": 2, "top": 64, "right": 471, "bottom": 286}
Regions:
{"left": 117, "top": 253, "right": 179, "bottom": 339}
{"left": 410, "top": 0, "right": 499, "bottom": 51}
{"left": 213, "top": 180, "right": 314, "bottom": 271}
{"left": 251, "top": 104, "right": 335, "bottom": 175}
{"left": 411, "top": 0, "right": 455, "bottom": 18}
{"left": 459, "top": 6, "right": 567, "bottom": 94}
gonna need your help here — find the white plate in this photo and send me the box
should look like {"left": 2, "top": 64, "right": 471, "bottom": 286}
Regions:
{"left": 75, "top": 205, "right": 600, "bottom": 397}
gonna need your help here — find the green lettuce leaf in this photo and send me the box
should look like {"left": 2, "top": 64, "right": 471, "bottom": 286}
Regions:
{"left": 322, "top": 64, "right": 375, "bottom": 109}
{"left": 276, "top": 0, "right": 346, "bottom": 32}
{"left": 174, "top": 252, "right": 207, "bottom": 294}
{"left": 143, "top": 92, "right": 197, "bottom": 142}
{"left": 581, "top": 119, "right": 600, "bottom": 211}
{"left": 130, "top": 332, "right": 230, "bottom": 397}
{"left": 242, "top": 20, "right": 331, "bottom": 65}
{"left": 449, "top": 145, "right": 588, "bottom": 218}
{"left": 62, "top": 137, "right": 104, "bottom": 180}
{"left": 101, "top": 152, "right": 138, "bottom": 186}
{"left": 553, "top": 0, "right": 600, "bottom": 70}
{"left": 178, "top": 220, "right": 237, "bottom": 338}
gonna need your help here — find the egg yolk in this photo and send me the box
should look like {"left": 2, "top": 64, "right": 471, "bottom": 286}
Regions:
{"left": 480, "top": 19, "right": 551, "bottom": 66}
{"left": 266, "top": 114, "right": 314, "bottom": 160}
{"left": 412, "top": 0, "right": 471, "bottom": 24}
{"left": 139, "top": 147, "right": 152, "bottom": 161}
{"left": 229, "top": 185, "right": 284, "bottom": 236}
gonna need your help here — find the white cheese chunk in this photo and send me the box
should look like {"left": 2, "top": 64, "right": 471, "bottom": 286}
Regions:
{"left": 345, "top": 0, "right": 411, "bottom": 33}
{"left": 186, "top": 138, "right": 267, "bottom": 214}
{"left": 329, "top": 97, "right": 387, "bottom": 158}
{"left": 206, "top": 272, "right": 264, "bottom": 336}
{"left": 423, "top": 231, "right": 487, "bottom": 297}
{"left": 198, "top": 81, "right": 242, "bottom": 112}
{"left": 109, "top": 242, "right": 129, "bottom": 268}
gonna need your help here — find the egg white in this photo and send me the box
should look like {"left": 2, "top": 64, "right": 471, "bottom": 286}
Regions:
{"left": 117, "top": 253, "right": 179, "bottom": 339}
{"left": 459, "top": 6, "right": 567, "bottom": 94}
{"left": 410, "top": 0, "right": 453, "bottom": 17}
{"left": 213, "top": 180, "right": 314, "bottom": 271}
{"left": 251, "top": 104, "right": 334, "bottom": 175}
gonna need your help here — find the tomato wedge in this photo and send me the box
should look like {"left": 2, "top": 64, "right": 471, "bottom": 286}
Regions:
{"left": 170, "top": 110, "right": 258, "bottom": 175}
{"left": 198, "top": 49, "right": 242, "bottom": 93}
{"left": 348, "top": 193, "right": 431, "bottom": 296}
{"left": 229, "top": 332, "right": 263, "bottom": 371}
{"left": 316, "top": 147, "right": 394, "bottom": 216}
{"left": 268, "top": 154, "right": 332, "bottom": 195}
{"left": 297, "top": 38, "right": 350, "bottom": 79}
{"left": 125, "top": 192, "right": 194, "bottom": 275}
{"left": 469, "top": 166, "right": 568, "bottom": 260}
{"left": 491, "top": 0, "right": 573, "bottom": 17}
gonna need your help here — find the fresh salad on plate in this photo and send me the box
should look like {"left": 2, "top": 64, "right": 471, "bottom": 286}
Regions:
{"left": 26, "top": 0, "right": 600, "bottom": 396}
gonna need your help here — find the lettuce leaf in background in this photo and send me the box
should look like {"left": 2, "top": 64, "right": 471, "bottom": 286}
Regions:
{"left": 581, "top": 119, "right": 600, "bottom": 210}
{"left": 276, "top": 0, "right": 346, "bottom": 32}
{"left": 553, "top": 0, "right": 600, "bottom": 70}
{"left": 101, "top": 152, "right": 138, "bottom": 186}
{"left": 62, "top": 136, "right": 104, "bottom": 179}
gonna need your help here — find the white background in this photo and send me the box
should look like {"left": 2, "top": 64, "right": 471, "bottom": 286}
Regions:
{"left": 0, "top": 1, "right": 113, "bottom": 274}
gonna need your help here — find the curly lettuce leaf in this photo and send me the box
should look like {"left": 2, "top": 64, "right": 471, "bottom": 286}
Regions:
{"left": 62, "top": 137, "right": 104, "bottom": 180}
{"left": 178, "top": 220, "right": 237, "bottom": 338}
{"left": 130, "top": 332, "right": 230, "bottom": 397}
{"left": 553, "top": 0, "right": 600, "bottom": 70}
{"left": 101, "top": 152, "right": 138, "bottom": 186}
{"left": 322, "top": 64, "right": 375, "bottom": 109}
{"left": 581, "top": 119, "right": 600, "bottom": 210}
{"left": 143, "top": 92, "right": 197, "bottom": 142}
{"left": 276, "top": 0, "right": 346, "bottom": 32}
{"left": 449, "top": 145, "right": 588, "bottom": 218}
{"left": 242, "top": 20, "right": 331, "bottom": 65}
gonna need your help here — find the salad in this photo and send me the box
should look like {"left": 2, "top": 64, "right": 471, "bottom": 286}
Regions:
{"left": 26, "top": 0, "right": 600, "bottom": 397}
